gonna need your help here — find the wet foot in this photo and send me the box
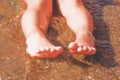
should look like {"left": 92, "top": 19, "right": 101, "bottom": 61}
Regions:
{"left": 68, "top": 31, "right": 96, "bottom": 55}
{"left": 26, "top": 31, "right": 63, "bottom": 58}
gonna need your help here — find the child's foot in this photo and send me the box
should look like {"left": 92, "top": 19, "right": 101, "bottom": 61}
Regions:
{"left": 68, "top": 31, "right": 96, "bottom": 55}
{"left": 26, "top": 31, "right": 63, "bottom": 58}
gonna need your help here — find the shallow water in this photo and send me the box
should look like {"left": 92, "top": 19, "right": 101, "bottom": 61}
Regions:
{"left": 0, "top": 0, "right": 120, "bottom": 80}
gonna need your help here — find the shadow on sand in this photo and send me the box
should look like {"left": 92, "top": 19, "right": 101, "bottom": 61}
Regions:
{"left": 83, "top": 0, "right": 117, "bottom": 68}
{"left": 49, "top": 0, "right": 118, "bottom": 68}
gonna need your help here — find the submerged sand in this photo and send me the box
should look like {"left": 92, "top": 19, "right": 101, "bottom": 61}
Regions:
{"left": 0, "top": 0, "right": 120, "bottom": 80}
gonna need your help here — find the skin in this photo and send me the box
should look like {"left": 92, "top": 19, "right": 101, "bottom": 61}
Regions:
{"left": 21, "top": 0, "right": 96, "bottom": 58}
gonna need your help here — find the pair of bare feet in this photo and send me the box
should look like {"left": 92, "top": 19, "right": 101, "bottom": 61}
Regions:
{"left": 21, "top": 0, "right": 96, "bottom": 58}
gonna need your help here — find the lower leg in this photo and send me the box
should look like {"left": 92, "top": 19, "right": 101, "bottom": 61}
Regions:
{"left": 57, "top": 0, "right": 96, "bottom": 55}
{"left": 21, "top": 0, "right": 63, "bottom": 58}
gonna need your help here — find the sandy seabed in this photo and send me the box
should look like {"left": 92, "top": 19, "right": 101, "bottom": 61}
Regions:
{"left": 0, "top": 0, "right": 120, "bottom": 80}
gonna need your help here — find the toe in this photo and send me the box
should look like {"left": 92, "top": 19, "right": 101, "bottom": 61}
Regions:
{"left": 69, "top": 42, "right": 79, "bottom": 54}
{"left": 55, "top": 46, "right": 64, "bottom": 53}
{"left": 86, "top": 47, "right": 96, "bottom": 55}
{"left": 49, "top": 46, "right": 63, "bottom": 58}
{"left": 68, "top": 42, "right": 78, "bottom": 50}
{"left": 77, "top": 46, "right": 83, "bottom": 53}
{"left": 91, "top": 47, "right": 96, "bottom": 54}
{"left": 50, "top": 47, "right": 56, "bottom": 53}
{"left": 77, "top": 45, "right": 89, "bottom": 54}
{"left": 36, "top": 48, "right": 50, "bottom": 58}
{"left": 83, "top": 46, "right": 89, "bottom": 52}
{"left": 45, "top": 47, "right": 50, "bottom": 52}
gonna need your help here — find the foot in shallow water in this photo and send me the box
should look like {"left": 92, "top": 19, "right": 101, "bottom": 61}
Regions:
{"left": 26, "top": 31, "right": 63, "bottom": 58}
{"left": 68, "top": 31, "right": 96, "bottom": 55}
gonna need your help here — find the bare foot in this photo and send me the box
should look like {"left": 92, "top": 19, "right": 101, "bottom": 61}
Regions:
{"left": 68, "top": 31, "right": 96, "bottom": 55}
{"left": 26, "top": 31, "right": 63, "bottom": 58}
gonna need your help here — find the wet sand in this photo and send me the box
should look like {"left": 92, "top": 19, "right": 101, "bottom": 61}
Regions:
{"left": 0, "top": 0, "right": 120, "bottom": 80}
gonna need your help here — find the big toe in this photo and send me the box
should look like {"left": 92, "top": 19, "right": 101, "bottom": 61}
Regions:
{"left": 68, "top": 42, "right": 80, "bottom": 53}
{"left": 68, "top": 42, "right": 78, "bottom": 50}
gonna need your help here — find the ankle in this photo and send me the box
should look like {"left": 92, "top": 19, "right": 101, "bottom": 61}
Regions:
{"left": 76, "top": 30, "right": 94, "bottom": 39}
{"left": 75, "top": 29, "right": 93, "bottom": 35}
